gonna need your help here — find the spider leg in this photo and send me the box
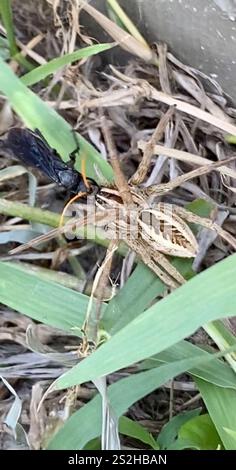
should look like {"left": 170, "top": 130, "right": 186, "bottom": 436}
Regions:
{"left": 149, "top": 246, "right": 186, "bottom": 285}
{"left": 125, "top": 238, "right": 181, "bottom": 288}
{"left": 101, "top": 115, "right": 133, "bottom": 205}
{"left": 172, "top": 205, "right": 236, "bottom": 250}
{"left": 130, "top": 106, "right": 175, "bottom": 186}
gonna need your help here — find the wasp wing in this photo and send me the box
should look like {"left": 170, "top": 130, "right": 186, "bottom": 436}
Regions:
{"left": 3, "top": 128, "right": 71, "bottom": 185}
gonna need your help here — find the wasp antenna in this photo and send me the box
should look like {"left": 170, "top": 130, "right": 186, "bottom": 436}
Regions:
{"left": 59, "top": 191, "right": 87, "bottom": 228}
{"left": 81, "top": 155, "right": 90, "bottom": 189}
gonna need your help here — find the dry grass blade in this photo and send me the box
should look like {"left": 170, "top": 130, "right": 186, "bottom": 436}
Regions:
{"left": 28, "top": 383, "right": 46, "bottom": 450}
{"left": 147, "top": 83, "right": 236, "bottom": 137}
{"left": 156, "top": 43, "right": 171, "bottom": 94}
{"left": 193, "top": 210, "right": 229, "bottom": 270}
{"left": 85, "top": 70, "right": 236, "bottom": 137}
{"left": 172, "top": 70, "right": 230, "bottom": 121}
{"left": 81, "top": 1, "right": 156, "bottom": 64}
{"left": 18, "top": 34, "right": 46, "bottom": 65}
{"left": 138, "top": 142, "right": 236, "bottom": 181}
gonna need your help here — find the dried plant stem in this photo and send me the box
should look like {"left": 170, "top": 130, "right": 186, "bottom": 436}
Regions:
{"left": 83, "top": 240, "right": 118, "bottom": 344}
{"left": 156, "top": 43, "right": 171, "bottom": 94}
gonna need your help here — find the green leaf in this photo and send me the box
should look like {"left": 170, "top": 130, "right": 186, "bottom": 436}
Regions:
{"left": 102, "top": 263, "right": 164, "bottom": 333}
{"left": 141, "top": 340, "right": 236, "bottom": 390}
{"left": 0, "top": 57, "right": 113, "bottom": 182}
{"left": 0, "top": 262, "right": 105, "bottom": 333}
{"left": 83, "top": 438, "right": 101, "bottom": 450}
{"left": 21, "top": 43, "right": 113, "bottom": 86}
{"left": 196, "top": 378, "right": 236, "bottom": 450}
{"left": 157, "top": 409, "right": 201, "bottom": 449}
{"left": 103, "top": 258, "right": 193, "bottom": 334}
{"left": 168, "top": 437, "right": 199, "bottom": 450}
{"left": 52, "top": 254, "right": 236, "bottom": 390}
{"left": 186, "top": 199, "right": 215, "bottom": 218}
{"left": 225, "top": 135, "right": 236, "bottom": 144}
{"left": 179, "top": 414, "right": 222, "bottom": 450}
{"left": 119, "top": 416, "right": 158, "bottom": 449}
{"left": 223, "top": 428, "right": 236, "bottom": 441}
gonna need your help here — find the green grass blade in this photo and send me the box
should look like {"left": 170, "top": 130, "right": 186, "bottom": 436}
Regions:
{"left": 103, "top": 259, "right": 193, "bottom": 334}
{"left": 0, "top": 34, "right": 10, "bottom": 60}
{"left": 47, "top": 351, "right": 228, "bottom": 449}
{"left": 53, "top": 254, "right": 236, "bottom": 389}
{"left": 0, "top": 0, "right": 17, "bottom": 56}
{"left": 106, "top": 0, "right": 149, "bottom": 47}
{"left": 102, "top": 263, "right": 164, "bottom": 333}
{"left": 2, "top": 260, "right": 235, "bottom": 391}
{"left": 0, "top": 262, "right": 105, "bottom": 333}
{"left": 141, "top": 340, "right": 236, "bottom": 390}
{"left": 21, "top": 43, "right": 113, "bottom": 86}
{"left": 0, "top": 1, "right": 32, "bottom": 69}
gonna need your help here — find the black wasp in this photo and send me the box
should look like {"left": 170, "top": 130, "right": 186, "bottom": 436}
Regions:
{"left": 0, "top": 127, "right": 98, "bottom": 195}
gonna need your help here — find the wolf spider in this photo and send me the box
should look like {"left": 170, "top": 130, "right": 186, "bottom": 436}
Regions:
{"left": 86, "top": 115, "right": 236, "bottom": 289}
{"left": 92, "top": 184, "right": 235, "bottom": 289}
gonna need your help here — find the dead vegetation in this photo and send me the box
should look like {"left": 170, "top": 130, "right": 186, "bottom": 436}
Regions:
{"left": 0, "top": 0, "right": 236, "bottom": 450}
